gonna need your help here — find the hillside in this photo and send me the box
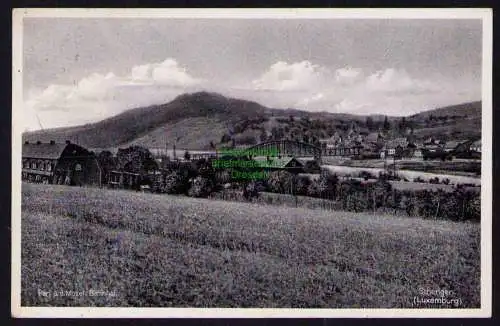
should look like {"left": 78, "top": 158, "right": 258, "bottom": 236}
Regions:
{"left": 407, "top": 101, "right": 482, "bottom": 140}
{"left": 23, "top": 92, "right": 482, "bottom": 150}
{"left": 23, "top": 92, "right": 274, "bottom": 149}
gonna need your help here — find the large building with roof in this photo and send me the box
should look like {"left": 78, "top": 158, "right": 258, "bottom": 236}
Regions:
{"left": 22, "top": 140, "right": 101, "bottom": 186}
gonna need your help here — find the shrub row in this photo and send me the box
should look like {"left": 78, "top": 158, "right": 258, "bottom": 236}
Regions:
{"left": 142, "top": 162, "right": 481, "bottom": 222}
{"left": 259, "top": 170, "right": 480, "bottom": 222}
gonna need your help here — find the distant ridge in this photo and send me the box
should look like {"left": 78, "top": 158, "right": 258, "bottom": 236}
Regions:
{"left": 23, "top": 92, "right": 481, "bottom": 150}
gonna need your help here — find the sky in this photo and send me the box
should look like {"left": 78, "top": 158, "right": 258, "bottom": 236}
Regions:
{"left": 22, "top": 18, "right": 483, "bottom": 131}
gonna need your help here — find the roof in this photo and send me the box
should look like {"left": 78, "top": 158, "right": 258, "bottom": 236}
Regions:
{"left": 22, "top": 142, "right": 68, "bottom": 160}
{"left": 253, "top": 156, "right": 304, "bottom": 169}
{"left": 444, "top": 140, "right": 462, "bottom": 149}
{"left": 386, "top": 138, "right": 408, "bottom": 149}
{"left": 296, "top": 157, "right": 316, "bottom": 163}
{"left": 319, "top": 133, "right": 342, "bottom": 144}
{"left": 365, "top": 132, "right": 380, "bottom": 143}
{"left": 362, "top": 142, "right": 379, "bottom": 150}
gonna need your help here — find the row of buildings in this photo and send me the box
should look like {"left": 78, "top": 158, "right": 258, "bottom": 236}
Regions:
{"left": 318, "top": 132, "right": 482, "bottom": 160}
{"left": 21, "top": 140, "right": 315, "bottom": 187}
{"left": 21, "top": 133, "right": 482, "bottom": 187}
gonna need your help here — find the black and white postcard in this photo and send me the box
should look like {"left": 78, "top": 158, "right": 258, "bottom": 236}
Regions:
{"left": 11, "top": 8, "right": 492, "bottom": 318}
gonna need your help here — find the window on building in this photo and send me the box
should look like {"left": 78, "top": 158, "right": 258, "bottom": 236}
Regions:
{"left": 31, "top": 161, "right": 37, "bottom": 169}
{"left": 47, "top": 163, "right": 52, "bottom": 172}
{"left": 40, "top": 161, "right": 45, "bottom": 171}
{"left": 75, "top": 163, "right": 82, "bottom": 171}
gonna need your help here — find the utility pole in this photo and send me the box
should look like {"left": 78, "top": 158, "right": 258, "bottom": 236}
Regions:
{"left": 36, "top": 113, "right": 44, "bottom": 131}
{"left": 393, "top": 153, "right": 396, "bottom": 178}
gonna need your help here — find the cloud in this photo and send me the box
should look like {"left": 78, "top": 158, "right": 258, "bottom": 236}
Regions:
{"left": 252, "top": 60, "right": 327, "bottom": 92}
{"left": 334, "top": 67, "right": 363, "bottom": 85}
{"left": 131, "top": 58, "right": 202, "bottom": 87}
{"left": 251, "top": 62, "right": 447, "bottom": 113}
{"left": 249, "top": 62, "right": 453, "bottom": 114}
{"left": 296, "top": 92, "right": 325, "bottom": 108}
{"left": 24, "top": 58, "right": 203, "bottom": 130}
{"left": 365, "top": 68, "right": 440, "bottom": 95}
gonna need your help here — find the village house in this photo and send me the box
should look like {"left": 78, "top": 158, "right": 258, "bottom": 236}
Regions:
{"left": 411, "top": 148, "right": 423, "bottom": 159}
{"left": 381, "top": 137, "right": 409, "bottom": 158}
{"left": 22, "top": 140, "right": 101, "bottom": 186}
{"left": 424, "top": 137, "right": 440, "bottom": 146}
{"left": 319, "top": 135, "right": 363, "bottom": 157}
{"left": 454, "top": 140, "right": 473, "bottom": 154}
{"left": 360, "top": 142, "right": 380, "bottom": 157}
{"left": 251, "top": 156, "right": 305, "bottom": 174}
{"left": 319, "top": 132, "right": 342, "bottom": 151}
{"left": 443, "top": 140, "right": 460, "bottom": 153}
{"left": 470, "top": 140, "right": 481, "bottom": 153}
{"left": 365, "top": 132, "right": 385, "bottom": 147}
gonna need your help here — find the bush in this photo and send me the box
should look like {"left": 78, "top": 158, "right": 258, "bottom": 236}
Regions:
{"left": 429, "top": 177, "right": 440, "bottom": 184}
{"left": 188, "top": 176, "right": 214, "bottom": 198}
{"left": 467, "top": 194, "right": 481, "bottom": 220}
{"left": 236, "top": 135, "right": 257, "bottom": 145}
{"left": 267, "top": 170, "right": 295, "bottom": 194}
{"left": 215, "top": 169, "right": 232, "bottom": 185}
{"left": 307, "top": 173, "right": 338, "bottom": 199}
{"left": 163, "top": 171, "right": 189, "bottom": 194}
{"left": 295, "top": 176, "right": 311, "bottom": 196}
{"left": 359, "top": 170, "right": 376, "bottom": 180}
{"left": 307, "top": 180, "right": 321, "bottom": 198}
{"left": 413, "top": 177, "right": 425, "bottom": 183}
{"left": 243, "top": 181, "right": 260, "bottom": 201}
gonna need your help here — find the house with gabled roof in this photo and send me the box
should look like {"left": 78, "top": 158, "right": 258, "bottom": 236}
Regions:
{"left": 382, "top": 137, "right": 409, "bottom": 157}
{"left": 22, "top": 140, "right": 101, "bottom": 186}
{"left": 443, "top": 140, "right": 468, "bottom": 153}
{"left": 252, "top": 156, "right": 305, "bottom": 173}
{"left": 470, "top": 139, "right": 481, "bottom": 153}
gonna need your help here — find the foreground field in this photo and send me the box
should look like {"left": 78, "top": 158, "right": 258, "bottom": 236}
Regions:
{"left": 21, "top": 183, "right": 480, "bottom": 308}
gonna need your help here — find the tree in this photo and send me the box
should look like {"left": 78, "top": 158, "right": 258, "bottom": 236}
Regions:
{"left": 295, "top": 175, "right": 311, "bottom": 196}
{"left": 259, "top": 129, "right": 268, "bottom": 143}
{"left": 277, "top": 127, "right": 285, "bottom": 140}
{"left": 289, "top": 114, "right": 294, "bottom": 122}
{"left": 237, "top": 135, "right": 257, "bottom": 145}
{"left": 267, "top": 170, "right": 294, "bottom": 194}
{"left": 184, "top": 150, "right": 191, "bottom": 161}
{"left": 188, "top": 175, "right": 214, "bottom": 198}
{"left": 366, "top": 116, "right": 375, "bottom": 131}
{"left": 383, "top": 116, "right": 391, "bottom": 131}
{"left": 220, "top": 133, "right": 232, "bottom": 143}
{"left": 398, "top": 117, "right": 407, "bottom": 133}
{"left": 116, "top": 146, "right": 157, "bottom": 174}
{"left": 271, "top": 127, "right": 279, "bottom": 140}
{"left": 163, "top": 171, "right": 189, "bottom": 194}
{"left": 97, "top": 150, "right": 117, "bottom": 184}
{"left": 243, "top": 181, "right": 259, "bottom": 200}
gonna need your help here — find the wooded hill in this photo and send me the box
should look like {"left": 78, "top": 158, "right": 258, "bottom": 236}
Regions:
{"left": 23, "top": 92, "right": 481, "bottom": 150}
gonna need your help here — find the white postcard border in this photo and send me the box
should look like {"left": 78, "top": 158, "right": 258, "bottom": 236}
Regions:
{"left": 11, "top": 8, "right": 493, "bottom": 318}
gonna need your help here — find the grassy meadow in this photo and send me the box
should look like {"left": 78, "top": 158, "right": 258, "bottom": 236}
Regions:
{"left": 21, "top": 183, "right": 480, "bottom": 308}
